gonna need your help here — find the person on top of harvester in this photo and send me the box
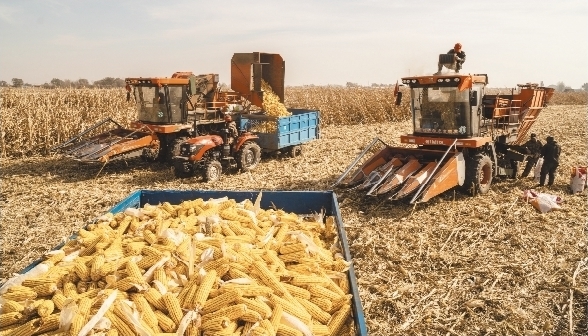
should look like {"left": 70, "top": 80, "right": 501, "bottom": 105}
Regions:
{"left": 538, "top": 136, "right": 561, "bottom": 187}
{"left": 436, "top": 43, "right": 466, "bottom": 74}
{"left": 521, "top": 133, "right": 543, "bottom": 178}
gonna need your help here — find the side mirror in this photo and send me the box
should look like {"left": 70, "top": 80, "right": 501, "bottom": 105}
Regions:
{"left": 395, "top": 91, "right": 403, "bottom": 106}
{"left": 126, "top": 92, "right": 131, "bottom": 102}
{"left": 470, "top": 91, "right": 478, "bottom": 106}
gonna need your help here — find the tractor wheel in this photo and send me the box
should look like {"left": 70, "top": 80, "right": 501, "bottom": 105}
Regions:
{"left": 236, "top": 142, "right": 261, "bottom": 172}
{"left": 202, "top": 160, "right": 222, "bottom": 182}
{"left": 288, "top": 145, "right": 303, "bottom": 158}
{"left": 462, "top": 154, "right": 493, "bottom": 196}
{"left": 173, "top": 160, "right": 194, "bottom": 178}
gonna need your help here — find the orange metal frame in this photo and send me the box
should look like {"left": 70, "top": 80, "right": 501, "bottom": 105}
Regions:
{"left": 400, "top": 135, "right": 492, "bottom": 148}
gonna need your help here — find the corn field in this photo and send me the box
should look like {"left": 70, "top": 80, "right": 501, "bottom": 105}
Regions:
{"left": 0, "top": 87, "right": 585, "bottom": 158}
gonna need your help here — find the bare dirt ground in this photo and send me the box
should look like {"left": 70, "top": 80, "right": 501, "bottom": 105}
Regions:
{"left": 1, "top": 105, "right": 586, "bottom": 335}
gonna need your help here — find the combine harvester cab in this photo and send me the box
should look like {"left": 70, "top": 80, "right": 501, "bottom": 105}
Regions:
{"left": 334, "top": 73, "right": 554, "bottom": 204}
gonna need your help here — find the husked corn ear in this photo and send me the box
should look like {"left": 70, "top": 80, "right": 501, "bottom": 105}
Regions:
{"left": 37, "top": 313, "right": 61, "bottom": 334}
{"left": 201, "top": 289, "right": 242, "bottom": 315}
{"left": 295, "top": 297, "right": 331, "bottom": 324}
{"left": 145, "top": 288, "right": 167, "bottom": 312}
{"left": 125, "top": 260, "right": 144, "bottom": 279}
{"left": 2, "top": 289, "right": 37, "bottom": 302}
{"left": 241, "top": 310, "right": 263, "bottom": 323}
{"left": 221, "top": 284, "right": 273, "bottom": 298}
{"left": 327, "top": 304, "right": 352, "bottom": 336}
{"left": 311, "top": 322, "right": 330, "bottom": 336}
{"left": 251, "top": 261, "right": 287, "bottom": 296}
{"left": 309, "top": 297, "right": 333, "bottom": 313}
{"left": 259, "top": 319, "right": 276, "bottom": 336}
{"left": 132, "top": 294, "right": 159, "bottom": 329}
{"left": 70, "top": 313, "right": 86, "bottom": 336}
{"left": 4, "top": 320, "right": 35, "bottom": 336}
{"left": 329, "top": 294, "right": 352, "bottom": 314}
{"left": 201, "top": 316, "right": 231, "bottom": 331}
{"left": 0, "top": 312, "right": 22, "bottom": 327}
{"left": 154, "top": 310, "right": 177, "bottom": 333}
{"left": 90, "top": 255, "right": 105, "bottom": 281}
{"left": 270, "top": 303, "right": 283, "bottom": 331}
{"left": 269, "top": 294, "right": 311, "bottom": 325}
{"left": 153, "top": 267, "right": 167, "bottom": 284}
{"left": 36, "top": 300, "right": 54, "bottom": 317}
{"left": 73, "top": 261, "right": 91, "bottom": 282}
{"left": 283, "top": 283, "right": 311, "bottom": 300}
{"left": 106, "top": 310, "right": 136, "bottom": 336}
{"left": 308, "top": 285, "right": 341, "bottom": 302}
{"left": 0, "top": 300, "right": 24, "bottom": 313}
{"left": 106, "top": 329, "right": 119, "bottom": 336}
{"left": 32, "top": 283, "right": 58, "bottom": 297}
{"left": 21, "top": 277, "right": 59, "bottom": 288}
{"left": 162, "top": 293, "right": 184, "bottom": 324}
{"left": 237, "top": 297, "right": 272, "bottom": 319}
{"left": 112, "top": 276, "right": 145, "bottom": 291}
{"left": 279, "top": 243, "right": 307, "bottom": 255}
{"left": 193, "top": 269, "right": 217, "bottom": 308}
{"left": 201, "top": 304, "right": 247, "bottom": 322}
{"left": 277, "top": 324, "right": 303, "bottom": 336}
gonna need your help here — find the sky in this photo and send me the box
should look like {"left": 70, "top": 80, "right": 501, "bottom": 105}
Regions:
{"left": 0, "top": 0, "right": 586, "bottom": 88}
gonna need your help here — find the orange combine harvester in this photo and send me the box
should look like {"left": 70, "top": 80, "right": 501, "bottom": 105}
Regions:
{"left": 334, "top": 70, "right": 554, "bottom": 204}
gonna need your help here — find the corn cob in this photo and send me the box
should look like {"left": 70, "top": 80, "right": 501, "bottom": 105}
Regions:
{"left": 327, "top": 303, "right": 351, "bottom": 336}
{"left": 251, "top": 261, "right": 287, "bottom": 296}
{"left": 0, "top": 300, "right": 24, "bottom": 313}
{"left": 308, "top": 285, "right": 341, "bottom": 302}
{"left": 132, "top": 294, "right": 159, "bottom": 330}
{"left": 36, "top": 313, "right": 60, "bottom": 334}
{"left": 269, "top": 294, "right": 311, "bottom": 325}
{"left": 200, "top": 304, "right": 247, "bottom": 322}
{"left": 0, "top": 312, "right": 22, "bottom": 328}
{"left": 154, "top": 310, "right": 177, "bottom": 333}
{"left": 201, "top": 289, "right": 241, "bottom": 315}
{"left": 192, "top": 269, "right": 217, "bottom": 308}
{"left": 36, "top": 300, "right": 54, "bottom": 318}
{"left": 237, "top": 297, "right": 272, "bottom": 319}
{"left": 311, "top": 322, "right": 330, "bottom": 336}
{"left": 309, "top": 296, "right": 333, "bottom": 313}
{"left": 295, "top": 297, "right": 331, "bottom": 324}
{"left": 329, "top": 294, "right": 352, "bottom": 314}
{"left": 105, "top": 309, "right": 136, "bottom": 336}
{"left": 162, "top": 293, "right": 184, "bottom": 324}
{"left": 3, "top": 320, "right": 35, "bottom": 336}
{"left": 145, "top": 288, "right": 167, "bottom": 312}
{"left": 283, "top": 283, "right": 311, "bottom": 300}
{"left": 276, "top": 324, "right": 303, "bottom": 336}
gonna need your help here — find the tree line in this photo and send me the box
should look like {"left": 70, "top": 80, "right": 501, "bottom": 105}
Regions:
{"left": 0, "top": 77, "right": 126, "bottom": 88}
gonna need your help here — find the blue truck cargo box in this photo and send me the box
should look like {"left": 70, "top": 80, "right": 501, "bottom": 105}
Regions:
{"left": 18, "top": 189, "right": 367, "bottom": 336}
{"left": 238, "top": 109, "right": 320, "bottom": 151}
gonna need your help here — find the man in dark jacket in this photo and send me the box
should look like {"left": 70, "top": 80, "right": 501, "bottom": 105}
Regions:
{"left": 539, "top": 136, "right": 561, "bottom": 186}
{"left": 437, "top": 43, "right": 466, "bottom": 74}
{"left": 521, "top": 133, "right": 543, "bottom": 177}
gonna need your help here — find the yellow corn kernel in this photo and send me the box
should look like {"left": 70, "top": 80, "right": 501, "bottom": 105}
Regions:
{"left": 259, "top": 319, "right": 276, "bottom": 336}
{"left": 73, "top": 261, "right": 91, "bottom": 282}
{"left": 220, "top": 284, "right": 273, "bottom": 298}
{"left": 154, "top": 310, "right": 176, "bottom": 333}
{"left": 112, "top": 277, "right": 145, "bottom": 292}
{"left": 162, "top": 293, "right": 184, "bottom": 325}
{"left": 241, "top": 310, "right": 263, "bottom": 323}
{"left": 193, "top": 269, "right": 217, "bottom": 308}
{"left": 327, "top": 303, "right": 351, "bottom": 336}
{"left": 201, "top": 316, "right": 232, "bottom": 331}
{"left": 21, "top": 277, "right": 59, "bottom": 288}
{"left": 124, "top": 241, "right": 146, "bottom": 256}
{"left": 125, "top": 260, "right": 144, "bottom": 279}
{"left": 278, "top": 242, "right": 307, "bottom": 255}
{"left": 0, "top": 312, "right": 22, "bottom": 328}
{"left": 279, "top": 251, "right": 308, "bottom": 263}
{"left": 89, "top": 255, "right": 106, "bottom": 281}
{"left": 153, "top": 267, "right": 167, "bottom": 284}
{"left": 143, "top": 230, "right": 158, "bottom": 245}
{"left": 79, "top": 234, "right": 107, "bottom": 257}
{"left": 0, "top": 300, "right": 24, "bottom": 313}
{"left": 270, "top": 302, "right": 283, "bottom": 331}
{"left": 137, "top": 254, "right": 162, "bottom": 269}
{"left": 116, "top": 216, "right": 133, "bottom": 235}
{"left": 201, "top": 289, "right": 241, "bottom": 315}
{"left": 69, "top": 313, "right": 87, "bottom": 336}
{"left": 37, "top": 299, "right": 55, "bottom": 317}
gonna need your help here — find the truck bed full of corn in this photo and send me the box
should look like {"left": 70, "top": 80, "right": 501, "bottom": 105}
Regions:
{"left": 0, "top": 197, "right": 356, "bottom": 335}
{"left": 1, "top": 105, "right": 586, "bottom": 335}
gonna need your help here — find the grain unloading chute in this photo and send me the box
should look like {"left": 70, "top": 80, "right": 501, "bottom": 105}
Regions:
{"left": 231, "top": 52, "right": 285, "bottom": 108}
{"left": 334, "top": 70, "right": 554, "bottom": 203}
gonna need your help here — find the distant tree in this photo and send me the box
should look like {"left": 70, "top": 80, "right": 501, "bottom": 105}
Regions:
{"left": 42, "top": 82, "right": 52, "bottom": 89}
{"left": 556, "top": 81, "right": 566, "bottom": 92}
{"left": 582, "top": 83, "right": 588, "bottom": 91}
{"left": 346, "top": 82, "right": 359, "bottom": 88}
{"left": 0, "top": 80, "right": 8, "bottom": 87}
{"left": 50, "top": 78, "right": 65, "bottom": 87}
{"left": 11, "top": 78, "right": 24, "bottom": 87}
{"left": 94, "top": 77, "right": 125, "bottom": 88}
{"left": 75, "top": 79, "right": 90, "bottom": 88}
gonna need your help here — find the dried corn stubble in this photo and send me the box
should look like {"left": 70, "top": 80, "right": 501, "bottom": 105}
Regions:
{"left": 0, "top": 196, "right": 356, "bottom": 336}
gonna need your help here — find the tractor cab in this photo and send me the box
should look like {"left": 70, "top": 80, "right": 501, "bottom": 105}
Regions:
{"left": 400, "top": 74, "right": 488, "bottom": 138}
{"left": 128, "top": 81, "right": 186, "bottom": 124}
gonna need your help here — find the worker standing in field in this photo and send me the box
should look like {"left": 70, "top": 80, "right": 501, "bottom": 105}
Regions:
{"left": 538, "top": 136, "right": 561, "bottom": 187}
{"left": 521, "top": 133, "right": 543, "bottom": 178}
{"left": 437, "top": 43, "right": 466, "bottom": 74}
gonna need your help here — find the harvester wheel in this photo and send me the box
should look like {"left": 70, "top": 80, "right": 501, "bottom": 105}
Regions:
{"left": 236, "top": 142, "right": 261, "bottom": 172}
{"left": 463, "top": 154, "right": 493, "bottom": 196}
{"left": 203, "top": 161, "right": 222, "bottom": 182}
{"left": 288, "top": 145, "right": 303, "bottom": 158}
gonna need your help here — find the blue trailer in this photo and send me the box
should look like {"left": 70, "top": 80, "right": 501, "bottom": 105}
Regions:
{"left": 238, "top": 108, "right": 320, "bottom": 157}
{"left": 15, "top": 190, "right": 368, "bottom": 336}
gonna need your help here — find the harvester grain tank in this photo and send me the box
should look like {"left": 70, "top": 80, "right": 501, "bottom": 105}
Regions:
{"left": 334, "top": 73, "right": 554, "bottom": 203}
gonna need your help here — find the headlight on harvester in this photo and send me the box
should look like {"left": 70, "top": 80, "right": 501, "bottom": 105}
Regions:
{"left": 445, "top": 78, "right": 450, "bottom": 82}
{"left": 454, "top": 78, "right": 460, "bottom": 82}
{"left": 437, "top": 79, "right": 443, "bottom": 83}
